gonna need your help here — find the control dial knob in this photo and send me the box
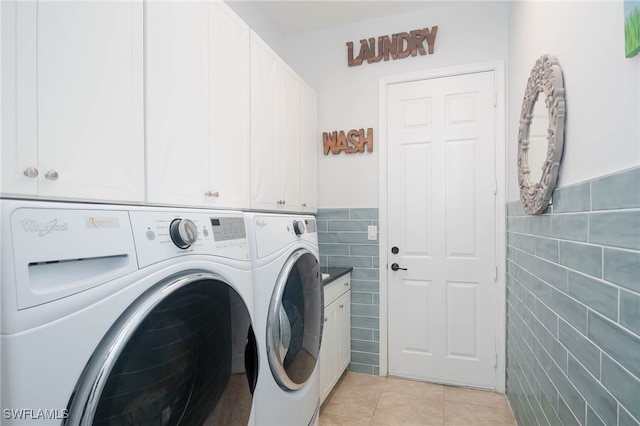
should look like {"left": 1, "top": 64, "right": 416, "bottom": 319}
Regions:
{"left": 170, "top": 218, "right": 198, "bottom": 249}
{"left": 293, "top": 220, "right": 305, "bottom": 237}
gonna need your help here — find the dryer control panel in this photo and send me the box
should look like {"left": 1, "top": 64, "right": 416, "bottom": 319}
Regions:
{"left": 129, "top": 211, "right": 249, "bottom": 268}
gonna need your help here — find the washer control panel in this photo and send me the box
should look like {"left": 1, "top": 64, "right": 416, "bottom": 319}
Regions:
{"left": 210, "top": 217, "right": 247, "bottom": 242}
{"left": 251, "top": 215, "right": 318, "bottom": 259}
{"left": 130, "top": 211, "right": 249, "bottom": 268}
{"left": 170, "top": 218, "right": 198, "bottom": 249}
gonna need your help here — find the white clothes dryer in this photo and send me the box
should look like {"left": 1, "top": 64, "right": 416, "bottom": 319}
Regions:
{"left": 1, "top": 199, "right": 258, "bottom": 426}
{"left": 245, "top": 213, "right": 323, "bottom": 426}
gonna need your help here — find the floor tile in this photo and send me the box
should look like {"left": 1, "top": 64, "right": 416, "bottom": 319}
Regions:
{"left": 384, "top": 377, "right": 444, "bottom": 401}
{"left": 321, "top": 379, "right": 382, "bottom": 423}
{"left": 444, "top": 385, "right": 512, "bottom": 411}
{"left": 444, "top": 400, "right": 516, "bottom": 425}
{"left": 338, "top": 371, "right": 388, "bottom": 391}
{"left": 319, "top": 413, "right": 370, "bottom": 426}
{"left": 319, "top": 372, "right": 516, "bottom": 426}
{"left": 371, "top": 390, "right": 444, "bottom": 426}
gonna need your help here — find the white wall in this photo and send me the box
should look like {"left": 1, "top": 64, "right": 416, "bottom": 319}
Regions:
{"left": 507, "top": 1, "right": 640, "bottom": 202}
{"left": 284, "top": 1, "right": 509, "bottom": 208}
{"left": 224, "top": 0, "right": 286, "bottom": 57}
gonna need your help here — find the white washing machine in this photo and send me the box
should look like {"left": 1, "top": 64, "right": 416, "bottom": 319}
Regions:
{"left": 1, "top": 199, "right": 258, "bottom": 426}
{"left": 245, "top": 213, "right": 323, "bottom": 426}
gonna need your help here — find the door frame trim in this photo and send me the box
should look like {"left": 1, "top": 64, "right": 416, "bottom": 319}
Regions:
{"left": 378, "top": 62, "right": 506, "bottom": 392}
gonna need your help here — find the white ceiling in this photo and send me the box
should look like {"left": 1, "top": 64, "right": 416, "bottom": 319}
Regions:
{"left": 233, "top": 1, "right": 443, "bottom": 35}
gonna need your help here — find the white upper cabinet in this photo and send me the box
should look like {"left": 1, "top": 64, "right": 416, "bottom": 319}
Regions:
{"left": 146, "top": 1, "right": 250, "bottom": 209}
{"left": 300, "top": 80, "right": 318, "bottom": 213}
{"left": 2, "top": 1, "right": 145, "bottom": 202}
{"left": 1, "top": 1, "right": 314, "bottom": 211}
{"left": 145, "top": 1, "right": 209, "bottom": 206}
{"left": 208, "top": 2, "right": 251, "bottom": 209}
{"left": 250, "top": 32, "right": 289, "bottom": 211}
{"left": 277, "top": 62, "right": 302, "bottom": 211}
{"left": 250, "top": 31, "right": 317, "bottom": 213}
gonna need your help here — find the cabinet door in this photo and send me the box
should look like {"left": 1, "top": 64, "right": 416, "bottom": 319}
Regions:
{"left": 319, "top": 301, "right": 339, "bottom": 404}
{"left": 146, "top": 1, "right": 209, "bottom": 206}
{"left": 250, "top": 32, "right": 280, "bottom": 211}
{"left": 337, "top": 291, "right": 352, "bottom": 373}
{"left": 300, "top": 80, "right": 318, "bottom": 213}
{"left": 20, "top": 1, "right": 144, "bottom": 202}
{"left": 2, "top": 1, "right": 37, "bottom": 195}
{"left": 208, "top": 2, "right": 250, "bottom": 209}
{"left": 276, "top": 62, "right": 301, "bottom": 212}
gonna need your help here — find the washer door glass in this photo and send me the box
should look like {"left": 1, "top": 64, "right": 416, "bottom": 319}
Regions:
{"left": 65, "top": 275, "right": 258, "bottom": 426}
{"left": 267, "top": 249, "right": 323, "bottom": 391}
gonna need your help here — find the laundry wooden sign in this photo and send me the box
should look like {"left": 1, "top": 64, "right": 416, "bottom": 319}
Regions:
{"left": 347, "top": 26, "right": 438, "bottom": 67}
{"left": 323, "top": 128, "right": 373, "bottom": 155}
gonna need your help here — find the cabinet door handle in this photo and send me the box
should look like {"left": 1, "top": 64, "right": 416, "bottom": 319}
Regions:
{"left": 324, "top": 317, "right": 328, "bottom": 322}
{"left": 44, "top": 170, "right": 59, "bottom": 181}
{"left": 205, "top": 191, "right": 220, "bottom": 198}
{"left": 339, "top": 304, "right": 344, "bottom": 309}
{"left": 23, "top": 167, "right": 38, "bottom": 178}
{"left": 344, "top": 282, "right": 349, "bottom": 286}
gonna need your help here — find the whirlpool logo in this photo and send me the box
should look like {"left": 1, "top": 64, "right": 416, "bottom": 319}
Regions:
{"left": 20, "top": 219, "right": 69, "bottom": 236}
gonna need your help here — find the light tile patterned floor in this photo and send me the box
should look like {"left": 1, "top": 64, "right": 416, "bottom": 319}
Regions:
{"left": 319, "top": 372, "right": 516, "bottom": 426}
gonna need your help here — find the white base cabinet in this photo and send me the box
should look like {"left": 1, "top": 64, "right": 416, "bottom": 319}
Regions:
{"left": 320, "top": 273, "right": 352, "bottom": 404}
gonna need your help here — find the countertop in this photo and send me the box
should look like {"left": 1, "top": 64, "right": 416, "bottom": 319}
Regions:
{"left": 321, "top": 267, "right": 353, "bottom": 286}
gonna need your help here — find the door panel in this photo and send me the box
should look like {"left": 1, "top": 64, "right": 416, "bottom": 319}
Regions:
{"left": 402, "top": 143, "right": 431, "bottom": 256}
{"left": 401, "top": 279, "right": 431, "bottom": 354}
{"left": 445, "top": 281, "right": 478, "bottom": 358}
{"left": 387, "top": 71, "right": 496, "bottom": 389}
{"left": 445, "top": 139, "right": 478, "bottom": 257}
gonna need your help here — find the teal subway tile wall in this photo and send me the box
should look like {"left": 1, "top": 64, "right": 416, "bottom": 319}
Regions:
{"left": 506, "top": 166, "right": 640, "bottom": 426}
{"left": 316, "top": 208, "right": 380, "bottom": 375}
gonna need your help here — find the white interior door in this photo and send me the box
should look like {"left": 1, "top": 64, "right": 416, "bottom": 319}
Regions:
{"left": 386, "top": 71, "right": 498, "bottom": 389}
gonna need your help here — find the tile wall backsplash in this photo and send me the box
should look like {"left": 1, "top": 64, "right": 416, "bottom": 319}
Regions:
{"left": 316, "top": 208, "right": 380, "bottom": 375}
{"left": 506, "top": 166, "right": 640, "bottom": 426}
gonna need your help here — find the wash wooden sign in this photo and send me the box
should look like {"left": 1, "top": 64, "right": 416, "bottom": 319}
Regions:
{"left": 323, "top": 128, "right": 373, "bottom": 155}
{"left": 347, "top": 26, "right": 438, "bottom": 67}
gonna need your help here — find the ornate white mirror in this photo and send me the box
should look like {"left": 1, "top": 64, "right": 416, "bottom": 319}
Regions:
{"left": 517, "top": 54, "right": 566, "bottom": 214}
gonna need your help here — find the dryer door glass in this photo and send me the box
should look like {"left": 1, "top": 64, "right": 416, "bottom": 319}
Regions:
{"left": 267, "top": 249, "right": 323, "bottom": 391}
{"left": 65, "top": 275, "right": 257, "bottom": 426}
